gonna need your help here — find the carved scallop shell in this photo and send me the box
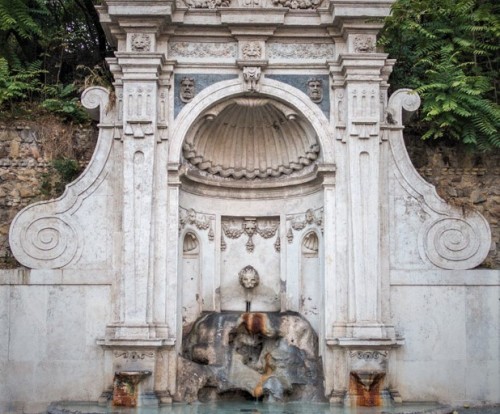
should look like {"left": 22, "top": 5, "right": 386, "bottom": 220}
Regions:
{"left": 183, "top": 98, "right": 320, "bottom": 179}
{"left": 302, "top": 232, "right": 319, "bottom": 254}
{"left": 183, "top": 232, "right": 199, "bottom": 253}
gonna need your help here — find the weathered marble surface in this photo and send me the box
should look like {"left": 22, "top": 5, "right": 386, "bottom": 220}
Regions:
{"left": 0, "top": 0, "right": 497, "bottom": 411}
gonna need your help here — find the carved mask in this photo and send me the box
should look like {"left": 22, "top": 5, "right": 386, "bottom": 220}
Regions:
{"left": 307, "top": 79, "right": 323, "bottom": 103}
{"left": 180, "top": 77, "right": 195, "bottom": 103}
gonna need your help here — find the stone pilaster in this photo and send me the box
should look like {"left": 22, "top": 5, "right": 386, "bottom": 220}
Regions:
{"left": 327, "top": 40, "right": 403, "bottom": 403}
{"left": 97, "top": 28, "right": 175, "bottom": 405}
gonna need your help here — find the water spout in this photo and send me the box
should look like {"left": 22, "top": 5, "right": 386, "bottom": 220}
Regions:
{"left": 112, "top": 370, "right": 152, "bottom": 407}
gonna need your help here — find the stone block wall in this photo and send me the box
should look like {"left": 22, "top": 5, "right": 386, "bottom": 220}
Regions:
{"left": 0, "top": 122, "right": 97, "bottom": 267}
{"left": 405, "top": 136, "right": 500, "bottom": 268}
{"left": 0, "top": 122, "right": 498, "bottom": 269}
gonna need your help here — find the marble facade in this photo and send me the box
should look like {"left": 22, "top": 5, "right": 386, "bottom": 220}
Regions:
{"left": 1, "top": 0, "right": 498, "bottom": 412}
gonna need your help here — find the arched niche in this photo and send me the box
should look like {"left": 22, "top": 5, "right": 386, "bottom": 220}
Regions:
{"left": 169, "top": 77, "right": 334, "bottom": 169}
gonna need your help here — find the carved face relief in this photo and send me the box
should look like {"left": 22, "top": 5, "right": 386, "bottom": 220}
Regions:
{"left": 353, "top": 35, "right": 375, "bottom": 53}
{"left": 180, "top": 77, "right": 195, "bottom": 103}
{"left": 131, "top": 34, "right": 151, "bottom": 52}
{"left": 239, "top": 265, "right": 260, "bottom": 289}
{"left": 242, "top": 42, "right": 262, "bottom": 59}
{"left": 307, "top": 79, "right": 323, "bottom": 103}
{"left": 243, "top": 219, "right": 257, "bottom": 236}
{"left": 187, "top": 208, "right": 196, "bottom": 223}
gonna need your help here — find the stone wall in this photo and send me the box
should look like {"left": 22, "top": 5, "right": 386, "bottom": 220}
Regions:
{"left": 0, "top": 122, "right": 498, "bottom": 268}
{"left": 405, "top": 136, "right": 500, "bottom": 268}
{"left": 0, "top": 122, "right": 97, "bottom": 267}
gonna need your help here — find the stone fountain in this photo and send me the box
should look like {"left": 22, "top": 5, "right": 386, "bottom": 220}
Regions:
{"left": 2, "top": 0, "right": 497, "bottom": 412}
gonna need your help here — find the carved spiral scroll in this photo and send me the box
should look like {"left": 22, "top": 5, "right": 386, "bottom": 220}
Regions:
{"left": 81, "top": 86, "right": 110, "bottom": 122}
{"left": 420, "top": 217, "right": 490, "bottom": 269}
{"left": 15, "top": 215, "right": 81, "bottom": 268}
{"left": 386, "top": 89, "right": 421, "bottom": 127}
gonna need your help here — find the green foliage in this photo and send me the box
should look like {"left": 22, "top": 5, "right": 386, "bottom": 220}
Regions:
{"left": 41, "top": 83, "right": 89, "bottom": 123}
{"left": 380, "top": 0, "right": 500, "bottom": 150}
{"left": 40, "top": 157, "right": 81, "bottom": 197}
{"left": 0, "top": 57, "right": 43, "bottom": 108}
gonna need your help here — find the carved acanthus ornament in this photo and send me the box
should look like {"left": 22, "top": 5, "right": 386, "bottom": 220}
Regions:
{"left": 179, "top": 208, "right": 215, "bottom": 241}
{"left": 181, "top": 0, "right": 323, "bottom": 8}
{"left": 169, "top": 42, "right": 237, "bottom": 58}
{"left": 183, "top": 0, "right": 230, "bottom": 8}
{"left": 222, "top": 217, "right": 279, "bottom": 253}
{"left": 268, "top": 43, "right": 334, "bottom": 59}
{"left": 286, "top": 208, "right": 323, "bottom": 243}
{"left": 349, "top": 350, "right": 388, "bottom": 361}
{"left": 272, "top": 0, "right": 322, "bottom": 8}
{"left": 113, "top": 350, "right": 155, "bottom": 360}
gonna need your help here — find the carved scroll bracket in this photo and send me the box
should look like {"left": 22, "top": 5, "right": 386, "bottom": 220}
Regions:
{"left": 385, "top": 89, "right": 421, "bottom": 127}
{"left": 242, "top": 66, "right": 262, "bottom": 92}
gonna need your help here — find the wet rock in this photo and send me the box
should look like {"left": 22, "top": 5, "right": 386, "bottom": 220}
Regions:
{"left": 177, "top": 311, "right": 325, "bottom": 403}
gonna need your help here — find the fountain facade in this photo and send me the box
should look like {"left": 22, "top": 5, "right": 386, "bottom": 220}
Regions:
{"left": 1, "top": 0, "right": 498, "bottom": 412}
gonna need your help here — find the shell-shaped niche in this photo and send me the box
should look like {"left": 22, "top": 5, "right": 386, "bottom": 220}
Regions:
{"left": 182, "top": 98, "right": 320, "bottom": 180}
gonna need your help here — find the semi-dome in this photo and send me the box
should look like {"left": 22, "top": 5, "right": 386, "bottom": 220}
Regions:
{"left": 182, "top": 98, "right": 320, "bottom": 180}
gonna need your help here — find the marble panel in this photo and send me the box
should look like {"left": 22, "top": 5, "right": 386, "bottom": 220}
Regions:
{"left": 465, "top": 286, "right": 499, "bottom": 361}
{"left": 33, "top": 360, "right": 104, "bottom": 402}
{"left": 465, "top": 360, "right": 500, "bottom": 402}
{"left": 84, "top": 286, "right": 111, "bottom": 359}
{"left": 4, "top": 361, "right": 35, "bottom": 403}
{"left": 0, "top": 287, "right": 9, "bottom": 360}
{"left": 73, "top": 193, "right": 112, "bottom": 267}
{"left": 391, "top": 286, "right": 466, "bottom": 361}
{"left": 395, "top": 360, "right": 466, "bottom": 402}
{"left": 46, "top": 286, "right": 86, "bottom": 360}
{"left": 8, "top": 286, "right": 48, "bottom": 362}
